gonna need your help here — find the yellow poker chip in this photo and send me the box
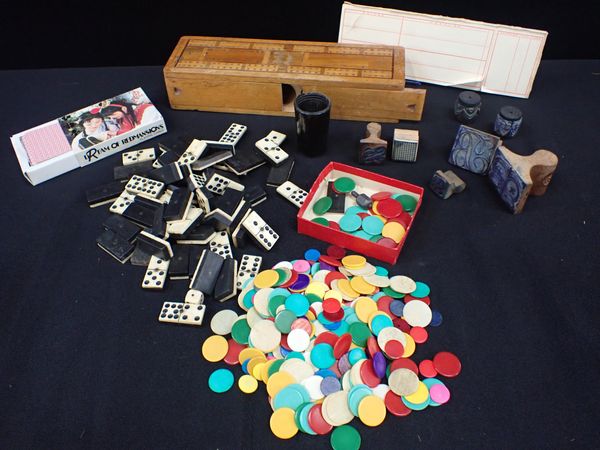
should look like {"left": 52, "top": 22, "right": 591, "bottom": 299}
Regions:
{"left": 350, "top": 276, "right": 377, "bottom": 295}
{"left": 247, "top": 355, "right": 267, "bottom": 378}
{"left": 305, "top": 281, "right": 329, "bottom": 299}
{"left": 382, "top": 222, "right": 406, "bottom": 244}
{"left": 368, "top": 310, "right": 390, "bottom": 328}
{"left": 402, "top": 332, "right": 416, "bottom": 357}
{"left": 341, "top": 255, "right": 367, "bottom": 269}
{"left": 238, "top": 374, "right": 259, "bottom": 394}
{"left": 374, "top": 214, "right": 388, "bottom": 224}
{"left": 306, "top": 310, "right": 317, "bottom": 321}
{"left": 270, "top": 408, "right": 298, "bottom": 439}
{"left": 266, "top": 371, "right": 296, "bottom": 398}
{"left": 357, "top": 395, "right": 387, "bottom": 427}
{"left": 252, "top": 361, "right": 266, "bottom": 381}
{"left": 254, "top": 269, "right": 280, "bottom": 289}
{"left": 323, "top": 289, "right": 343, "bottom": 303}
{"left": 201, "top": 335, "right": 229, "bottom": 362}
{"left": 238, "top": 348, "right": 265, "bottom": 365}
{"left": 372, "top": 201, "right": 380, "bottom": 215}
{"left": 337, "top": 279, "right": 360, "bottom": 299}
{"left": 404, "top": 381, "right": 429, "bottom": 404}
{"left": 261, "top": 359, "right": 276, "bottom": 383}
{"left": 354, "top": 297, "right": 378, "bottom": 323}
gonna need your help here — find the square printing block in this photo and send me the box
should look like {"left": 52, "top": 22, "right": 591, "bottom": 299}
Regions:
{"left": 448, "top": 125, "right": 501, "bottom": 175}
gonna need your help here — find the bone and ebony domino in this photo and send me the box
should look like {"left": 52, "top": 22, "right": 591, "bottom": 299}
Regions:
{"left": 142, "top": 255, "right": 170, "bottom": 290}
{"left": 189, "top": 249, "right": 225, "bottom": 296}
{"left": 255, "top": 131, "right": 289, "bottom": 166}
{"left": 276, "top": 181, "right": 308, "bottom": 208}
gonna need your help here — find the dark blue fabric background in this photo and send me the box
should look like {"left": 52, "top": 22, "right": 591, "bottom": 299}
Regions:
{"left": 1, "top": 61, "right": 599, "bottom": 448}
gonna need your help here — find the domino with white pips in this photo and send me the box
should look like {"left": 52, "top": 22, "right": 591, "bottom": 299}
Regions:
{"left": 276, "top": 181, "right": 308, "bottom": 208}
{"left": 142, "top": 255, "right": 170, "bottom": 290}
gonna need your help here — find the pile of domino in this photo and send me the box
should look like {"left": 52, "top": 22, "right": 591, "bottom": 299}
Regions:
{"left": 202, "top": 246, "right": 461, "bottom": 449}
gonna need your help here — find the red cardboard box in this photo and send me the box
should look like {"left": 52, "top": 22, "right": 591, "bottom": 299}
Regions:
{"left": 297, "top": 162, "right": 424, "bottom": 264}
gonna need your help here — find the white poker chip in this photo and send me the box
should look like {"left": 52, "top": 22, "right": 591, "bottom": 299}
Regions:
{"left": 322, "top": 391, "right": 353, "bottom": 426}
{"left": 301, "top": 375, "right": 325, "bottom": 401}
{"left": 389, "top": 275, "right": 417, "bottom": 294}
{"left": 210, "top": 309, "right": 238, "bottom": 335}
{"left": 312, "top": 270, "right": 331, "bottom": 283}
{"left": 245, "top": 307, "right": 263, "bottom": 327}
{"left": 388, "top": 368, "right": 420, "bottom": 396}
{"left": 252, "top": 287, "right": 273, "bottom": 318}
{"left": 363, "top": 274, "right": 391, "bottom": 288}
{"left": 402, "top": 300, "right": 432, "bottom": 327}
{"left": 377, "top": 326, "right": 407, "bottom": 349}
{"left": 279, "top": 358, "right": 314, "bottom": 383}
{"left": 273, "top": 261, "right": 293, "bottom": 270}
{"left": 249, "top": 319, "right": 281, "bottom": 353}
{"left": 372, "top": 383, "right": 390, "bottom": 400}
{"left": 287, "top": 328, "right": 311, "bottom": 352}
{"left": 345, "top": 263, "right": 376, "bottom": 277}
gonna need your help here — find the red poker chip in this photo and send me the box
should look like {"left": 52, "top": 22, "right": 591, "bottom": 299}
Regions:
{"left": 371, "top": 191, "right": 392, "bottom": 201}
{"left": 279, "top": 270, "right": 299, "bottom": 288}
{"left": 322, "top": 298, "right": 341, "bottom": 315}
{"left": 224, "top": 339, "right": 245, "bottom": 365}
{"left": 359, "top": 359, "right": 381, "bottom": 388}
{"left": 328, "top": 361, "right": 342, "bottom": 378}
{"left": 377, "top": 296, "right": 394, "bottom": 316}
{"left": 308, "top": 404, "right": 333, "bottom": 435}
{"left": 385, "top": 391, "right": 413, "bottom": 417}
{"left": 377, "top": 198, "right": 404, "bottom": 219}
{"left": 410, "top": 326, "right": 428, "bottom": 344}
{"left": 377, "top": 237, "right": 398, "bottom": 248}
{"left": 390, "top": 358, "right": 419, "bottom": 375}
{"left": 325, "top": 271, "right": 347, "bottom": 286}
{"left": 327, "top": 245, "right": 346, "bottom": 259}
{"left": 357, "top": 212, "right": 370, "bottom": 220}
{"left": 392, "top": 317, "right": 411, "bottom": 333}
{"left": 279, "top": 333, "right": 290, "bottom": 350}
{"left": 333, "top": 333, "right": 352, "bottom": 359}
{"left": 404, "top": 295, "right": 430, "bottom": 305}
{"left": 366, "top": 336, "right": 381, "bottom": 359}
{"left": 314, "top": 331, "right": 339, "bottom": 347}
{"left": 319, "top": 255, "right": 342, "bottom": 267}
{"left": 433, "top": 351, "right": 462, "bottom": 378}
{"left": 325, "top": 309, "right": 345, "bottom": 323}
{"left": 384, "top": 340, "right": 404, "bottom": 359}
{"left": 418, "top": 359, "right": 438, "bottom": 378}
{"left": 328, "top": 221, "right": 341, "bottom": 231}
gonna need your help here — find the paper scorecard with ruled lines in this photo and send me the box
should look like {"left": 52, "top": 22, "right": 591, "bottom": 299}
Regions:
{"left": 338, "top": 2, "right": 548, "bottom": 98}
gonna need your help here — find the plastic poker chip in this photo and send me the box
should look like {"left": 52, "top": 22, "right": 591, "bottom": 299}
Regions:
{"left": 384, "top": 390, "right": 412, "bottom": 417}
{"left": 312, "top": 217, "right": 330, "bottom": 226}
{"left": 254, "top": 269, "right": 280, "bottom": 289}
{"left": 201, "top": 335, "right": 229, "bottom": 362}
{"left": 388, "top": 368, "right": 420, "bottom": 396}
{"left": 418, "top": 359, "right": 438, "bottom": 378}
{"left": 304, "top": 248, "right": 321, "bottom": 261}
{"left": 371, "top": 191, "right": 392, "bottom": 201}
{"left": 210, "top": 309, "right": 239, "bottom": 335}
{"left": 361, "top": 215, "right": 384, "bottom": 235}
{"left": 270, "top": 407, "right": 299, "bottom": 439}
{"left": 238, "top": 374, "right": 258, "bottom": 394}
{"left": 341, "top": 255, "right": 367, "bottom": 269}
{"left": 377, "top": 198, "right": 404, "bottom": 219}
{"left": 313, "top": 196, "right": 334, "bottom": 215}
{"left": 330, "top": 425, "right": 361, "bottom": 450}
{"left": 339, "top": 214, "right": 362, "bottom": 232}
{"left": 333, "top": 177, "right": 356, "bottom": 193}
{"left": 208, "top": 368, "right": 235, "bottom": 393}
{"left": 223, "top": 339, "right": 245, "bottom": 365}
{"left": 357, "top": 395, "right": 387, "bottom": 427}
{"left": 403, "top": 300, "right": 432, "bottom": 327}
{"left": 433, "top": 351, "right": 462, "bottom": 377}
{"left": 327, "top": 245, "right": 346, "bottom": 259}
{"left": 381, "top": 222, "right": 406, "bottom": 244}
{"left": 410, "top": 326, "right": 429, "bottom": 343}
{"left": 395, "top": 194, "right": 418, "bottom": 212}
{"left": 308, "top": 403, "right": 333, "bottom": 435}
{"left": 429, "top": 383, "right": 451, "bottom": 404}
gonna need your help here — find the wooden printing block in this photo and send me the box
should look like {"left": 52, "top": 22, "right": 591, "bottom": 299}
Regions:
{"left": 164, "top": 36, "right": 426, "bottom": 122}
{"left": 449, "top": 125, "right": 502, "bottom": 175}
{"left": 429, "top": 170, "right": 466, "bottom": 200}
{"left": 488, "top": 146, "right": 558, "bottom": 214}
{"left": 359, "top": 122, "right": 387, "bottom": 165}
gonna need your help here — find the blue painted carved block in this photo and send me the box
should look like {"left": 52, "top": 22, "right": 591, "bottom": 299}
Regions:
{"left": 494, "top": 106, "right": 523, "bottom": 138}
{"left": 488, "top": 148, "right": 528, "bottom": 213}
{"left": 429, "top": 170, "right": 467, "bottom": 200}
{"left": 448, "top": 125, "right": 502, "bottom": 175}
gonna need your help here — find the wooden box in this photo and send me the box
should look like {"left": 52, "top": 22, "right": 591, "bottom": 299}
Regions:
{"left": 164, "top": 36, "right": 426, "bottom": 122}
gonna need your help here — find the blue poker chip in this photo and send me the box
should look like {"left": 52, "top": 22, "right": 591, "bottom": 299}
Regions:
{"left": 320, "top": 376, "right": 341, "bottom": 395}
{"left": 390, "top": 300, "right": 405, "bottom": 317}
{"left": 315, "top": 369, "right": 337, "bottom": 379}
{"left": 430, "top": 309, "right": 443, "bottom": 327}
{"left": 304, "top": 248, "right": 321, "bottom": 261}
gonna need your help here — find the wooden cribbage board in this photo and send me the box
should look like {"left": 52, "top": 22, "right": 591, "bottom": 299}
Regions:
{"left": 164, "top": 36, "right": 426, "bottom": 122}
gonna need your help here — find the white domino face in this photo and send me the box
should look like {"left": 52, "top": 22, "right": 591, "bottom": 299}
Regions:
{"left": 242, "top": 211, "right": 279, "bottom": 250}
{"left": 265, "top": 130, "right": 286, "bottom": 146}
{"left": 122, "top": 148, "right": 155, "bottom": 166}
{"left": 158, "top": 301, "right": 205, "bottom": 326}
{"left": 109, "top": 191, "right": 136, "bottom": 215}
{"left": 189, "top": 173, "right": 206, "bottom": 190}
{"left": 177, "top": 139, "right": 207, "bottom": 166}
{"left": 195, "top": 188, "right": 211, "bottom": 213}
{"left": 166, "top": 208, "right": 203, "bottom": 235}
{"left": 125, "top": 175, "right": 165, "bottom": 199}
{"left": 142, "top": 255, "right": 170, "bottom": 290}
{"left": 219, "top": 123, "right": 247, "bottom": 146}
{"left": 276, "top": 181, "right": 308, "bottom": 208}
{"left": 205, "top": 174, "right": 230, "bottom": 195}
{"left": 236, "top": 255, "right": 262, "bottom": 289}
{"left": 209, "top": 231, "right": 233, "bottom": 259}
{"left": 255, "top": 136, "right": 289, "bottom": 166}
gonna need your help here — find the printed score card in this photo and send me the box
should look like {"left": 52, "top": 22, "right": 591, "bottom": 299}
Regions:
{"left": 338, "top": 2, "right": 548, "bottom": 98}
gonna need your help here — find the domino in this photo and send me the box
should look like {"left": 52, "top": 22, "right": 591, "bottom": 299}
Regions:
{"left": 175, "top": 223, "right": 215, "bottom": 245}
{"left": 214, "top": 258, "right": 238, "bottom": 302}
{"left": 195, "top": 187, "right": 212, "bottom": 214}
{"left": 124, "top": 175, "right": 165, "bottom": 199}
{"left": 137, "top": 230, "right": 173, "bottom": 260}
{"left": 122, "top": 196, "right": 163, "bottom": 228}
{"left": 189, "top": 249, "right": 225, "bottom": 295}
{"left": 163, "top": 187, "right": 193, "bottom": 221}
{"left": 449, "top": 125, "right": 502, "bottom": 175}
{"left": 488, "top": 146, "right": 558, "bottom": 214}
{"left": 96, "top": 229, "right": 135, "bottom": 264}
{"left": 223, "top": 149, "right": 267, "bottom": 175}
{"left": 186, "top": 173, "right": 206, "bottom": 191}
{"left": 243, "top": 185, "right": 267, "bottom": 207}
{"left": 265, "top": 130, "right": 286, "bottom": 146}
{"left": 187, "top": 245, "right": 203, "bottom": 279}
{"left": 177, "top": 139, "right": 207, "bottom": 166}
{"left": 114, "top": 160, "right": 155, "bottom": 181}
{"left": 102, "top": 214, "right": 141, "bottom": 242}
{"left": 208, "top": 230, "right": 233, "bottom": 259}
{"left": 149, "top": 162, "right": 184, "bottom": 185}
{"left": 130, "top": 245, "right": 152, "bottom": 267}
{"left": 109, "top": 191, "right": 136, "bottom": 215}
{"left": 236, "top": 254, "right": 262, "bottom": 289}
{"left": 241, "top": 210, "right": 279, "bottom": 251}
{"left": 218, "top": 123, "right": 247, "bottom": 147}
{"left": 142, "top": 255, "right": 170, "bottom": 290}
{"left": 191, "top": 142, "right": 235, "bottom": 171}
{"left": 276, "top": 181, "right": 308, "bottom": 208}
{"left": 266, "top": 158, "right": 294, "bottom": 187}
{"left": 166, "top": 208, "right": 204, "bottom": 238}
{"left": 209, "top": 188, "right": 246, "bottom": 220}
{"left": 86, "top": 181, "right": 126, "bottom": 208}
{"left": 158, "top": 301, "right": 206, "bottom": 326}
{"left": 255, "top": 134, "right": 289, "bottom": 166}
{"left": 169, "top": 245, "right": 190, "bottom": 280}
{"left": 204, "top": 170, "right": 245, "bottom": 194}
{"left": 122, "top": 148, "right": 155, "bottom": 166}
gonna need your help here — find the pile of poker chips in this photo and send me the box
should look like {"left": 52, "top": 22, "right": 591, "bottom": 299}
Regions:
{"left": 312, "top": 177, "right": 418, "bottom": 248}
{"left": 201, "top": 246, "right": 461, "bottom": 449}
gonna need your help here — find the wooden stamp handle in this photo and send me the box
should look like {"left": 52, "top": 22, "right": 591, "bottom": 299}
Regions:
{"left": 365, "top": 122, "right": 382, "bottom": 139}
{"left": 529, "top": 149, "right": 558, "bottom": 196}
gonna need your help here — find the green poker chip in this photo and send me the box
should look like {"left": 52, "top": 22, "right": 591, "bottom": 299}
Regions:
{"left": 334, "top": 177, "right": 356, "bottom": 193}
{"left": 313, "top": 196, "right": 333, "bottom": 215}
{"left": 312, "top": 217, "right": 330, "bottom": 226}
{"left": 395, "top": 194, "right": 418, "bottom": 212}
{"left": 331, "top": 425, "right": 361, "bottom": 450}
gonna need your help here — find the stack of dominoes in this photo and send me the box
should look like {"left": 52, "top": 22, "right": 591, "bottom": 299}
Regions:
{"left": 86, "top": 123, "right": 294, "bottom": 326}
